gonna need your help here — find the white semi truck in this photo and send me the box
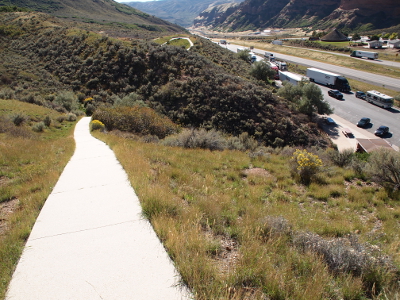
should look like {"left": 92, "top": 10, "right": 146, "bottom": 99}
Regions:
{"left": 306, "top": 67, "right": 351, "bottom": 92}
{"left": 350, "top": 50, "right": 378, "bottom": 60}
{"left": 279, "top": 71, "right": 307, "bottom": 85}
{"left": 275, "top": 61, "right": 287, "bottom": 71}
{"left": 264, "top": 52, "right": 275, "bottom": 62}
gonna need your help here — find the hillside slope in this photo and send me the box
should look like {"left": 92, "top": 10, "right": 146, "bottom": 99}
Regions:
{"left": 0, "top": 0, "right": 185, "bottom": 34}
{"left": 0, "top": 11, "right": 329, "bottom": 148}
{"left": 193, "top": 0, "right": 400, "bottom": 31}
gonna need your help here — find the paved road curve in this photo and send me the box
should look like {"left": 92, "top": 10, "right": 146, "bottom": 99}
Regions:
{"left": 6, "top": 117, "right": 192, "bottom": 300}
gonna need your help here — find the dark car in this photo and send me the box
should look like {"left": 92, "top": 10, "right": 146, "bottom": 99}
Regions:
{"left": 355, "top": 91, "right": 366, "bottom": 100}
{"left": 374, "top": 125, "right": 389, "bottom": 136}
{"left": 325, "top": 117, "right": 336, "bottom": 125}
{"left": 328, "top": 90, "right": 343, "bottom": 100}
{"left": 357, "top": 117, "right": 371, "bottom": 127}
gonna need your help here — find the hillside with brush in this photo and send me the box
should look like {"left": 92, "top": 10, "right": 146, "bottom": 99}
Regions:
{"left": 0, "top": 11, "right": 329, "bottom": 148}
{"left": 0, "top": 0, "right": 185, "bottom": 37}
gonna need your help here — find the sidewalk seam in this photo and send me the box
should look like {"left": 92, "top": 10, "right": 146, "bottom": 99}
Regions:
{"left": 30, "top": 220, "right": 137, "bottom": 241}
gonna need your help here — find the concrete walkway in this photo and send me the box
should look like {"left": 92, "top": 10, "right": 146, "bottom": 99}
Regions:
{"left": 6, "top": 117, "right": 192, "bottom": 300}
{"left": 323, "top": 114, "right": 394, "bottom": 152}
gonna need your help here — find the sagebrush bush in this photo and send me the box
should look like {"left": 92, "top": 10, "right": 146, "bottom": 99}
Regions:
{"left": 43, "top": 116, "right": 51, "bottom": 127}
{"left": 54, "top": 91, "right": 78, "bottom": 112}
{"left": 328, "top": 148, "right": 354, "bottom": 167}
{"left": 367, "top": 149, "right": 400, "bottom": 191}
{"left": 293, "top": 232, "right": 397, "bottom": 296}
{"left": 92, "top": 106, "right": 178, "bottom": 139}
{"left": 85, "top": 104, "right": 95, "bottom": 116}
{"left": 0, "top": 88, "right": 15, "bottom": 100}
{"left": 162, "top": 128, "right": 227, "bottom": 151}
{"left": 90, "top": 120, "right": 105, "bottom": 132}
{"left": 66, "top": 113, "right": 77, "bottom": 121}
{"left": 56, "top": 115, "right": 66, "bottom": 123}
{"left": 32, "top": 121, "right": 45, "bottom": 132}
{"left": 11, "top": 114, "right": 26, "bottom": 126}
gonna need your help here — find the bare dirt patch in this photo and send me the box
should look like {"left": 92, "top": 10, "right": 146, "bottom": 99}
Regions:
{"left": 0, "top": 198, "right": 19, "bottom": 236}
{"left": 243, "top": 167, "right": 272, "bottom": 177}
{"left": 217, "top": 235, "right": 240, "bottom": 275}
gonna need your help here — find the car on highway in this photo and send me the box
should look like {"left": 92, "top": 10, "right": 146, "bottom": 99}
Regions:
{"left": 374, "top": 125, "right": 389, "bottom": 137}
{"left": 328, "top": 89, "right": 343, "bottom": 100}
{"left": 357, "top": 117, "right": 371, "bottom": 128}
{"left": 355, "top": 91, "right": 366, "bottom": 100}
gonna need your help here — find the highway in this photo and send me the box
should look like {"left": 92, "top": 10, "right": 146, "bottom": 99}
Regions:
{"left": 223, "top": 43, "right": 400, "bottom": 92}
{"left": 280, "top": 45, "right": 400, "bottom": 69}
{"left": 219, "top": 42, "right": 400, "bottom": 147}
{"left": 318, "top": 85, "right": 400, "bottom": 147}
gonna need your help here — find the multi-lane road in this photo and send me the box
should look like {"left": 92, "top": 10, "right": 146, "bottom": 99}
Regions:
{"left": 319, "top": 85, "right": 400, "bottom": 147}
{"left": 222, "top": 43, "right": 400, "bottom": 92}
{"left": 218, "top": 42, "right": 400, "bottom": 146}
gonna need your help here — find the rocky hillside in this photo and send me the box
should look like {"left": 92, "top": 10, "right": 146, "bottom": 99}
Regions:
{"left": 193, "top": 0, "right": 400, "bottom": 31}
{"left": 126, "top": 0, "right": 242, "bottom": 28}
{"left": 0, "top": 0, "right": 185, "bottom": 36}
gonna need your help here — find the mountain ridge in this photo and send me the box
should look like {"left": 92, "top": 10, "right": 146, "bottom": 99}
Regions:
{"left": 193, "top": 0, "right": 400, "bottom": 32}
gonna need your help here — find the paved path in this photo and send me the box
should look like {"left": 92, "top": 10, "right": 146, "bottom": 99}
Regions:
{"left": 6, "top": 117, "right": 192, "bottom": 300}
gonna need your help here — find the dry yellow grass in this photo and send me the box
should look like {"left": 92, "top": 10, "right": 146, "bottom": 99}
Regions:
{"left": 94, "top": 131, "right": 400, "bottom": 299}
{"left": 0, "top": 100, "right": 76, "bottom": 299}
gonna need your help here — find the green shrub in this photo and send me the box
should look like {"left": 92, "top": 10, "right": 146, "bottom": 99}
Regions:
{"left": 163, "top": 128, "right": 227, "bottom": 151}
{"left": 328, "top": 148, "right": 354, "bottom": 167}
{"left": 43, "top": 116, "right": 51, "bottom": 127}
{"left": 54, "top": 91, "right": 78, "bottom": 112}
{"left": 90, "top": 120, "right": 105, "bottom": 132}
{"left": 32, "top": 121, "right": 45, "bottom": 132}
{"left": 85, "top": 104, "right": 95, "bottom": 116}
{"left": 92, "top": 106, "right": 178, "bottom": 139}
{"left": 56, "top": 115, "right": 66, "bottom": 123}
{"left": 367, "top": 149, "right": 400, "bottom": 192}
{"left": 66, "top": 113, "right": 77, "bottom": 121}
{"left": 11, "top": 114, "right": 26, "bottom": 126}
{"left": 291, "top": 149, "right": 323, "bottom": 185}
{"left": 0, "top": 88, "right": 15, "bottom": 100}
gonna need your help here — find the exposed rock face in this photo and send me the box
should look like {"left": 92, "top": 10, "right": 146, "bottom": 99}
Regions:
{"left": 193, "top": 2, "right": 240, "bottom": 28}
{"left": 193, "top": 0, "right": 400, "bottom": 31}
{"left": 340, "top": 0, "right": 400, "bottom": 17}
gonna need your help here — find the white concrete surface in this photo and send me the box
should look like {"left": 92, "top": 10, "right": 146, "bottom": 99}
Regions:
{"left": 6, "top": 117, "right": 192, "bottom": 300}
{"left": 326, "top": 114, "right": 383, "bottom": 151}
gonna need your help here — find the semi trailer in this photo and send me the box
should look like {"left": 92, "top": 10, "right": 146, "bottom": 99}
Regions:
{"left": 350, "top": 50, "right": 378, "bottom": 60}
{"left": 279, "top": 71, "right": 307, "bottom": 85}
{"left": 306, "top": 68, "right": 351, "bottom": 92}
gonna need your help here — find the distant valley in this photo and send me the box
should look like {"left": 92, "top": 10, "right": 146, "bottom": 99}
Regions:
{"left": 125, "top": 0, "right": 242, "bottom": 28}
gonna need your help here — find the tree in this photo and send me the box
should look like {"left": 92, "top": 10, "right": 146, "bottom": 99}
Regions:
{"left": 277, "top": 82, "right": 303, "bottom": 103}
{"left": 237, "top": 49, "right": 251, "bottom": 63}
{"left": 389, "top": 33, "right": 398, "bottom": 40}
{"left": 299, "top": 83, "right": 333, "bottom": 117}
{"left": 369, "top": 34, "right": 380, "bottom": 41}
{"left": 277, "top": 82, "right": 332, "bottom": 118}
{"left": 352, "top": 33, "right": 361, "bottom": 41}
{"left": 249, "top": 61, "right": 276, "bottom": 82}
